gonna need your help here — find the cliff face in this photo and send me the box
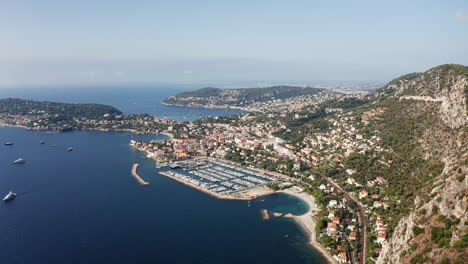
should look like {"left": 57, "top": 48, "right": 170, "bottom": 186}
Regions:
{"left": 376, "top": 65, "right": 467, "bottom": 264}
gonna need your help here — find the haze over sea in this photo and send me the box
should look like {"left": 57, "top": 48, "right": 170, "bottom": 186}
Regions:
{"left": 0, "top": 86, "right": 327, "bottom": 264}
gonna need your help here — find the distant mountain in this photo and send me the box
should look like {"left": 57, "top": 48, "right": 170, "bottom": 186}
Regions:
{"left": 163, "top": 86, "right": 327, "bottom": 108}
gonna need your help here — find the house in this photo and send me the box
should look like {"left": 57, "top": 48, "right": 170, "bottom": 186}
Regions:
{"left": 359, "top": 190, "right": 369, "bottom": 199}
{"left": 377, "top": 233, "right": 386, "bottom": 243}
{"left": 328, "top": 200, "right": 338, "bottom": 208}
{"left": 377, "top": 226, "right": 387, "bottom": 234}
{"left": 374, "top": 201, "right": 383, "bottom": 208}
{"left": 332, "top": 217, "right": 340, "bottom": 224}
{"left": 349, "top": 232, "right": 357, "bottom": 240}
{"left": 338, "top": 252, "right": 348, "bottom": 263}
{"left": 347, "top": 177, "right": 362, "bottom": 187}
{"left": 347, "top": 225, "right": 355, "bottom": 231}
{"left": 376, "top": 220, "right": 385, "bottom": 227}
{"left": 328, "top": 210, "right": 337, "bottom": 219}
{"left": 376, "top": 176, "right": 387, "bottom": 185}
{"left": 327, "top": 222, "right": 337, "bottom": 235}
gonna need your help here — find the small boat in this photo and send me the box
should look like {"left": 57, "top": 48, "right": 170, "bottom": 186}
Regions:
{"left": 40, "top": 141, "right": 45, "bottom": 144}
{"left": 67, "top": 147, "right": 73, "bottom": 151}
{"left": 170, "top": 163, "right": 181, "bottom": 169}
{"left": 4, "top": 142, "right": 13, "bottom": 145}
{"left": 3, "top": 191, "right": 16, "bottom": 201}
{"left": 13, "top": 158, "right": 25, "bottom": 164}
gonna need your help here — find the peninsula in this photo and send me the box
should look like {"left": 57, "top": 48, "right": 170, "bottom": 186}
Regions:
{"left": 162, "top": 85, "right": 335, "bottom": 111}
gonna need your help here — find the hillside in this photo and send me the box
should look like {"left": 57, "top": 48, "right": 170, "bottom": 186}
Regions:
{"left": 0, "top": 98, "right": 122, "bottom": 119}
{"left": 163, "top": 85, "right": 327, "bottom": 109}
{"left": 267, "top": 64, "right": 466, "bottom": 263}
{"left": 359, "top": 64, "right": 467, "bottom": 264}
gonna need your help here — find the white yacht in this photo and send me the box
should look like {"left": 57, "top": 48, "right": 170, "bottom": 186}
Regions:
{"left": 13, "top": 158, "right": 25, "bottom": 164}
{"left": 3, "top": 191, "right": 16, "bottom": 201}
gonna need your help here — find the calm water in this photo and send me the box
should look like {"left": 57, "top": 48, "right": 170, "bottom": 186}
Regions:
{"left": 0, "top": 127, "right": 327, "bottom": 264}
{"left": 0, "top": 86, "right": 245, "bottom": 121}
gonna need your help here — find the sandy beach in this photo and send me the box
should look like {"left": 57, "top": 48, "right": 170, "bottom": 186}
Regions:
{"left": 279, "top": 189, "right": 338, "bottom": 264}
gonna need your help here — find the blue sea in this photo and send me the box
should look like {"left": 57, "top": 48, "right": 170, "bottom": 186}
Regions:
{"left": 0, "top": 86, "right": 327, "bottom": 264}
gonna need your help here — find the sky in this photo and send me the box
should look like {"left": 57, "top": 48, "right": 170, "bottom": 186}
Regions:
{"left": 0, "top": 0, "right": 467, "bottom": 87}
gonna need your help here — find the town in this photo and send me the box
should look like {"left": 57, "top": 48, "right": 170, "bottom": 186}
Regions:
{"left": 127, "top": 93, "right": 396, "bottom": 264}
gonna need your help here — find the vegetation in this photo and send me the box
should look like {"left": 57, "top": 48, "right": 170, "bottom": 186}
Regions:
{"left": 173, "top": 87, "right": 221, "bottom": 98}
{"left": 431, "top": 226, "right": 452, "bottom": 247}
{"left": 0, "top": 98, "right": 122, "bottom": 119}
{"left": 413, "top": 226, "right": 425, "bottom": 236}
{"left": 453, "top": 233, "right": 468, "bottom": 249}
{"left": 163, "top": 86, "right": 326, "bottom": 107}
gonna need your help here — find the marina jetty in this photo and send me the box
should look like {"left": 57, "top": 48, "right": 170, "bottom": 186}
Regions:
{"left": 158, "top": 159, "right": 277, "bottom": 200}
{"left": 131, "top": 164, "right": 150, "bottom": 186}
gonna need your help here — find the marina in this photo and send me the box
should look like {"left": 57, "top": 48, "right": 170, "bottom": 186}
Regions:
{"left": 159, "top": 159, "right": 277, "bottom": 200}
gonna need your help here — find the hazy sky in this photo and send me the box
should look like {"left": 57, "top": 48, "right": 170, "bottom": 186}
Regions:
{"left": 1, "top": 0, "right": 467, "bottom": 87}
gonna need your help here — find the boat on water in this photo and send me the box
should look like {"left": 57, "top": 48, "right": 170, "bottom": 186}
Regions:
{"left": 13, "top": 158, "right": 25, "bottom": 164}
{"left": 3, "top": 191, "right": 16, "bottom": 201}
{"left": 4, "top": 142, "right": 13, "bottom": 145}
{"left": 40, "top": 141, "right": 45, "bottom": 144}
{"left": 170, "top": 162, "right": 181, "bottom": 169}
{"left": 67, "top": 147, "right": 73, "bottom": 151}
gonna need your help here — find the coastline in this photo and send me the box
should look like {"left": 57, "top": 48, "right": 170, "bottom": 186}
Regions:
{"left": 0, "top": 123, "right": 173, "bottom": 137}
{"left": 279, "top": 189, "right": 338, "bottom": 264}
{"left": 160, "top": 101, "right": 256, "bottom": 112}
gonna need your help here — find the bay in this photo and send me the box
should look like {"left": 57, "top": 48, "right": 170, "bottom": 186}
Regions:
{"left": 0, "top": 127, "right": 327, "bottom": 264}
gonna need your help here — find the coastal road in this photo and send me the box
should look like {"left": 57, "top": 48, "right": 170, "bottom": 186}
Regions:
{"left": 319, "top": 175, "right": 367, "bottom": 264}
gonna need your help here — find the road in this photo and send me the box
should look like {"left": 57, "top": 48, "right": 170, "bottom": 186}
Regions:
{"left": 322, "top": 175, "right": 367, "bottom": 264}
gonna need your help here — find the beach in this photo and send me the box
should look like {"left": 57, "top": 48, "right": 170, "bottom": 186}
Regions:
{"left": 279, "top": 189, "right": 338, "bottom": 264}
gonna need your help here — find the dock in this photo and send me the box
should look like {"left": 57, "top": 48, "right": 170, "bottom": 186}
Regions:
{"left": 131, "top": 164, "right": 150, "bottom": 186}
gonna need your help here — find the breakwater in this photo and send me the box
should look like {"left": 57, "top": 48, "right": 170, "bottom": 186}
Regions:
{"left": 131, "top": 164, "right": 150, "bottom": 186}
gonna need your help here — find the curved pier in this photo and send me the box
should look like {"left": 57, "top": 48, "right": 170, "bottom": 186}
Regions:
{"left": 131, "top": 164, "right": 150, "bottom": 186}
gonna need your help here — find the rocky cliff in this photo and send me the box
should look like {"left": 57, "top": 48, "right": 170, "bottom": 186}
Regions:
{"left": 376, "top": 65, "right": 467, "bottom": 264}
